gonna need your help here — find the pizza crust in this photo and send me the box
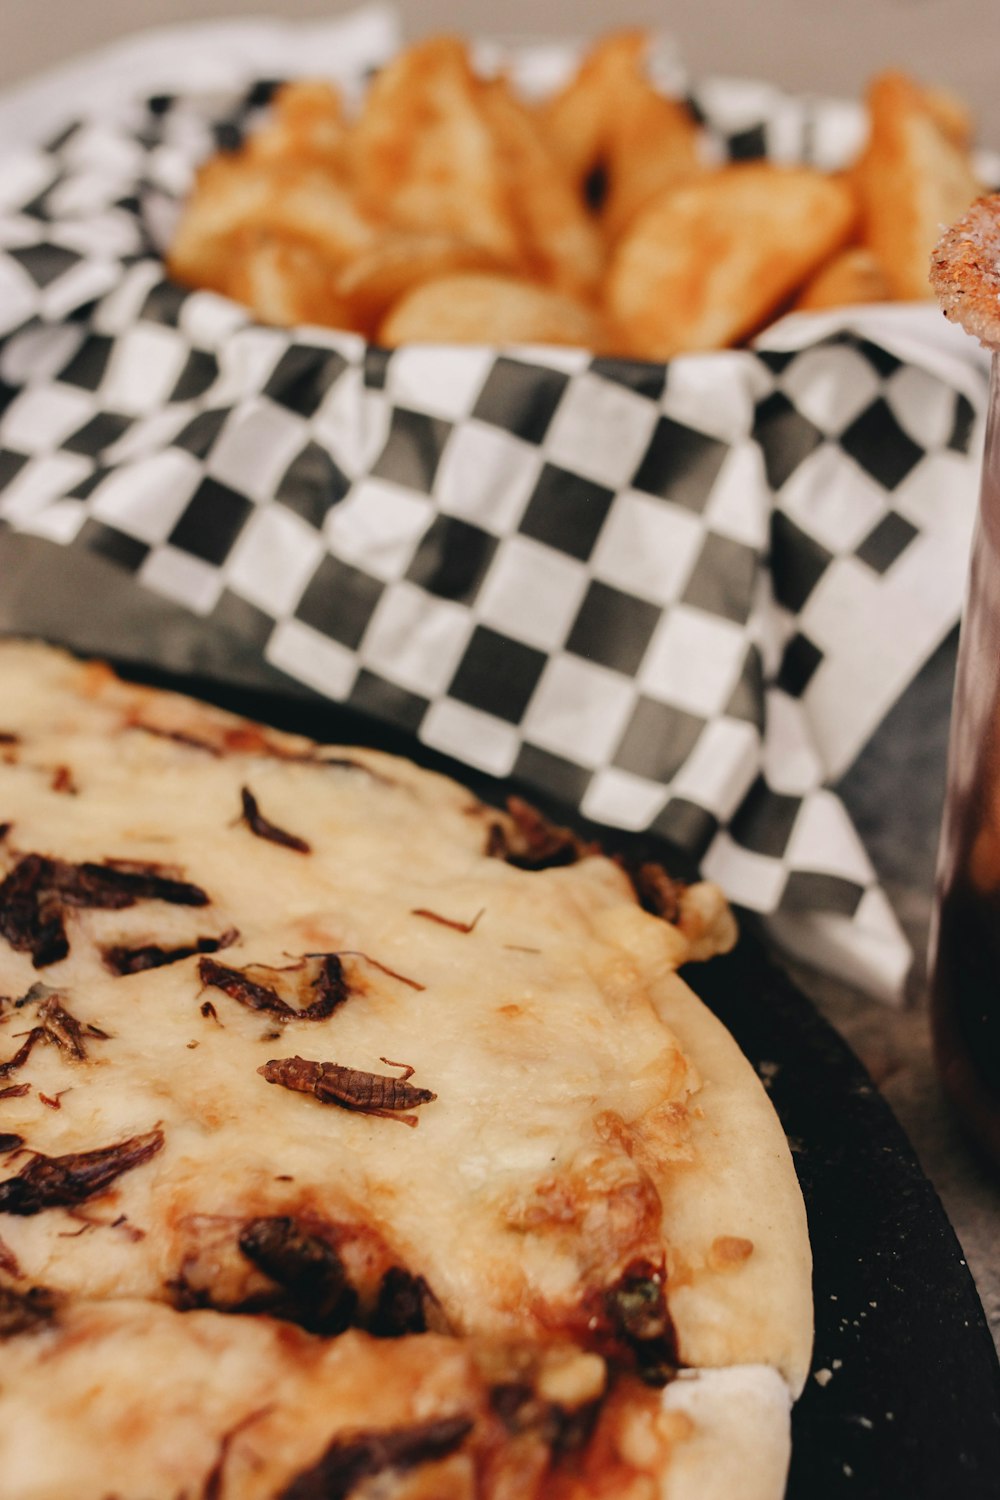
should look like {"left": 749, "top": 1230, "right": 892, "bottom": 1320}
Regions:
{"left": 590, "top": 907, "right": 813, "bottom": 1395}
{"left": 660, "top": 1366, "right": 793, "bottom": 1500}
{"left": 651, "top": 973, "right": 813, "bottom": 1395}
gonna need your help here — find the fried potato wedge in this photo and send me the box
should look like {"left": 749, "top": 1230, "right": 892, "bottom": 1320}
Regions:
{"left": 246, "top": 80, "right": 347, "bottom": 167}
{"left": 793, "top": 245, "right": 891, "bottom": 311}
{"left": 855, "top": 70, "right": 983, "bottom": 301}
{"left": 168, "top": 155, "right": 282, "bottom": 294}
{"left": 605, "top": 164, "right": 857, "bottom": 359}
{"left": 167, "top": 33, "right": 985, "bottom": 355}
{"left": 539, "top": 29, "right": 703, "bottom": 239}
{"left": 334, "top": 233, "right": 502, "bottom": 332}
{"left": 602, "top": 84, "right": 704, "bottom": 241}
{"left": 349, "top": 36, "right": 523, "bottom": 265}
{"left": 541, "top": 30, "right": 648, "bottom": 188}
{"left": 226, "top": 228, "right": 362, "bottom": 330}
{"left": 257, "top": 167, "right": 375, "bottom": 262}
{"left": 921, "top": 82, "right": 975, "bottom": 149}
{"left": 168, "top": 154, "right": 376, "bottom": 298}
{"left": 378, "top": 272, "right": 604, "bottom": 349}
{"left": 480, "top": 77, "right": 605, "bottom": 295}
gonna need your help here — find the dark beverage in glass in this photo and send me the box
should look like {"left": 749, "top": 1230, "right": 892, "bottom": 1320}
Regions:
{"left": 928, "top": 198, "right": 1000, "bottom": 1163}
{"left": 930, "top": 352, "right": 1000, "bottom": 1163}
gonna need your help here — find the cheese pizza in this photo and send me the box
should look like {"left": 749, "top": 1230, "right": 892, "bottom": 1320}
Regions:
{"left": 0, "top": 641, "right": 812, "bottom": 1500}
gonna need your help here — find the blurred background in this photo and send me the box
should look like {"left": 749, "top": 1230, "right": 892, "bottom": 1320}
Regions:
{"left": 2, "top": 0, "right": 998, "bottom": 143}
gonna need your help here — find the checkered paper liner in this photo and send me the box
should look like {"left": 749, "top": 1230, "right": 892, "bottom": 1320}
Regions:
{"left": 0, "top": 20, "right": 992, "bottom": 1001}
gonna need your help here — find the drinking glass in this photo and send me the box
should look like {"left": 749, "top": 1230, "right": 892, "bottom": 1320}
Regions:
{"left": 931, "top": 352, "right": 1000, "bottom": 1162}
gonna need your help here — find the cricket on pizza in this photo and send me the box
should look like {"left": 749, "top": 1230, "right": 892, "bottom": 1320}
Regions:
{"left": 0, "top": 641, "right": 812, "bottom": 1500}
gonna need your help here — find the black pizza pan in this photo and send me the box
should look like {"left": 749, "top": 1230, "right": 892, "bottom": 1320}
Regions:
{"left": 98, "top": 660, "right": 1000, "bottom": 1498}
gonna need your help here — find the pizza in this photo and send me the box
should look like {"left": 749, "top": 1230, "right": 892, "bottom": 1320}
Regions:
{"left": 0, "top": 641, "right": 812, "bottom": 1500}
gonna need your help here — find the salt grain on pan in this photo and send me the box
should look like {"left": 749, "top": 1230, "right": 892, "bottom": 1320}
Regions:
{"left": 814, "top": 1368, "right": 834, "bottom": 1387}
{"left": 757, "top": 1060, "right": 780, "bottom": 1091}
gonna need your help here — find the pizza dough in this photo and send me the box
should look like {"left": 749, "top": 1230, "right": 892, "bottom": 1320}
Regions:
{"left": 0, "top": 641, "right": 812, "bottom": 1499}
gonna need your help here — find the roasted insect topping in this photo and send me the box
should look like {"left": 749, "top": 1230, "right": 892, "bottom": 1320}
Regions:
{"left": 60, "top": 860, "right": 209, "bottom": 908}
{"left": 0, "top": 1127, "right": 165, "bottom": 1216}
{"left": 258, "top": 1056, "right": 436, "bottom": 1127}
{"left": 0, "top": 994, "right": 104, "bottom": 1075}
{"left": 411, "top": 907, "right": 484, "bottom": 933}
{"left": 0, "top": 855, "right": 69, "bottom": 968}
{"left": 604, "top": 1261, "right": 678, "bottom": 1386}
{"left": 199, "top": 954, "right": 348, "bottom": 1022}
{"left": 239, "top": 787, "right": 311, "bottom": 854}
{"left": 103, "top": 928, "right": 238, "bottom": 976}
{"left": 0, "top": 1032, "right": 43, "bottom": 1079}
{"left": 237, "top": 1215, "right": 357, "bottom": 1335}
{"left": 370, "top": 1265, "right": 441, "bottom": 1336}
{"left": 623, "top": 862, "right": 685, "bottom": 925}
{"left": 276, "top": 1415, "right": 473, "bottom": 1500}
{"left": 0, "top": 854, "right": 209, "bottom": 968}
{"left": 31, "top": 995, "right": 92, "bottom": 1060}
{"left": 487, "top": 797, "right": 599, "bottom": 871}
{"left": 0, "top": 1283, "right": 57, "bottom": 1338}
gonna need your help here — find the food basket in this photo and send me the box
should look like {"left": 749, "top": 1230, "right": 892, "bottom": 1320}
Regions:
{"left": 0, "top": 8, "right": 992, "bottom": 998}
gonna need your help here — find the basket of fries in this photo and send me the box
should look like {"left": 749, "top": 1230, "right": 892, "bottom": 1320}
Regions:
{"left": 0, "top": 15, "right": 993, "bottom": 996}
{"left": 162, "top": 31, "right": 982, "bottom": 352}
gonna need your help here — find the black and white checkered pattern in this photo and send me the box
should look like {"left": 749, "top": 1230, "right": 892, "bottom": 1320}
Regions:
{"left": 0, "top": 63, "right": 990, "bottom": 998}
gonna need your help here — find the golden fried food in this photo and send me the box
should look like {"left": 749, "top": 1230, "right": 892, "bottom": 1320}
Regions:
{"left": 377, "top": 271, "right": 605, "bottom": 349}
{"left": 246, "top": 80, "right": 347, "bottom": 166}
{"left": 167, "top": 30, "right": 986, "bottom": 357}
{"left": 921, "top": 82, "right": 976, "bottom": 149}
{"left": 854, "top": 70, "right": 983, "bottom": 301}
{"left": 169, "top": 156, "right": 279, "bottom": 295}
{"left": 479, "top": 76, "right": 605, "bottom": 295}
{"left": 605, "top": 164, "right": 857, "bottom": 359}
{"left": 537, "top": 32, "right": 634, "bottom": 188}
{"left": 331, "top": 233, "right": 500, "bottom": 334}
{"left": 540, "top": 30, "right": 703, "bottom": 240}
{"left": 601, "top": 75, "right": 705, "bottom": 241}
{"left": 793, "top": 245, "right": 891, "bottom": 312}
{"left": 347, "top": 38, "right": 604, "bottom": 298}
{"left": 227, "top": 228, "right": 361, "bottom": 330}
{"left": 167, "top": 155, "right": 375, "bottom": 300}
{"left": 349, "top": 37, "right": 523, "bottom": 265}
